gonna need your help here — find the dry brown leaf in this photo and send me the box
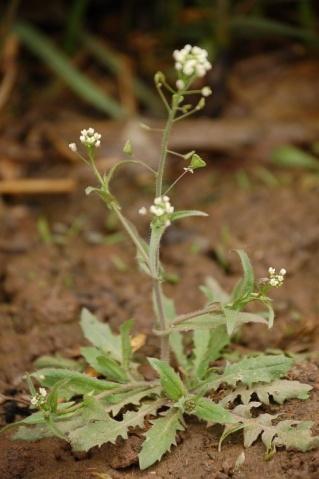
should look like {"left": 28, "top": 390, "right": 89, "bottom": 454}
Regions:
{"left": 131, "top": 333, "right": 146, "bottom": 352}
{"left": 84, "top": 366, "right": 99, "bottom": 378}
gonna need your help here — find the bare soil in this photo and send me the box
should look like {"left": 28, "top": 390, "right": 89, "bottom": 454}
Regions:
{"left": 1, "top": 163, "right": 319, "bottom": 479}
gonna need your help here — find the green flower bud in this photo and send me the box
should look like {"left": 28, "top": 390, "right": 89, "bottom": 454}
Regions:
{"left": 123, "top": 139, "right": 133, "bottom": 155}
{"left": 189, "top": 153, "right": 206, "bottom": 170}
{"left": 196, "top": 97, "right": 206, "bottom": 110}
{"left": 154, "top": 71, "right": 165, "bottom": 85}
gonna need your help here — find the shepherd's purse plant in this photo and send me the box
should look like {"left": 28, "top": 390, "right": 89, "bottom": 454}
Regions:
{"left": 3, "top": 44, "right": 319, "bottom": 469}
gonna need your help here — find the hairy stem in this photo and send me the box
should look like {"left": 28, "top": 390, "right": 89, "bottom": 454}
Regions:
{"left": 156, "top": 104, "right": 177, "bottom": 197}
{"left": 153, "top": 279, "right": 170, "bottom": 361}
{"left": 112, "top": 203, "right": 149, "bottom": 265}
{"left": 151, "top": 96, "right": 180, "bottom": 362}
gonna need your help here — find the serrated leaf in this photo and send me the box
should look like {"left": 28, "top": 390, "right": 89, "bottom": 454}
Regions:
{"left": 231, "top": 250, "right": 255, "bottom": 302}
{"left": 32, "top": 368, "right": 117, "bottom": 396}
{"left": 223, "top": 307, "right": 268, "bottom": 336}
{"left": 80, "top": 309, "right": 121, "bottom": 361}
{"left": 221, "top": 379, "right": 312, "bottom": 406}
{"left": 222, "top": 355, "right": 293, "bottom": 387}
{"left": 139, "top": 409, "right": 184, "bottom": 470}
{"left": 198, "top": 355, "right": 293, "bottom": 394}
{"left": 221, "top": 402, "right": 319, "bottom": 456}
{"left": 193, "top": 326, "right": 229, "bottom": 379}
{"left": 148, "top": 358, "right": 186, "bottom": 400}
{"left": 69, "top": 400, "right": 163, "bottom": 451}
{"left": 200, "top": 277, "right": 230, "bottom": 304}
{"left": 106, "top": 386, "right": 161, "bottom": 415}
{"left": 274, "top": 420, "right": 319, "bottom": 452}
{"left": 194, "top": 397, "right": 236, "bottom": 424}
{"left": 120, "top": 319, "right": 133, "bottom": 369}
{"left": 34, "top": 355, "right": 82, "bottom": 371}
{"left": 13, "top": 411, "right": 84, "bottom": 442}
{"left": 171, "top": 210, "right": 208, "bottom": 222}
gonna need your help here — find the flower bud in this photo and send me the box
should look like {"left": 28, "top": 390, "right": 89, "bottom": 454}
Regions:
{"left": 123, "top": 139, "right": 133, "bottom": 155}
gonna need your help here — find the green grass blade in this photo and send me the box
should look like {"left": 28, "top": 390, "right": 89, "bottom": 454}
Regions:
{"left": 81, "top": 32, "right": 161, "bottom": 112}
{"left": 14, "top": 21, "right": 125, "bottom": 118}
{"left": 230, "top": 16, "right": 319, "bottom": 47}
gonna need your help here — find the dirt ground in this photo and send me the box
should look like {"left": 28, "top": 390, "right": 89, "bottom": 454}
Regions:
{"left": 1, "top": 157, "right": 319, "bottom": 479}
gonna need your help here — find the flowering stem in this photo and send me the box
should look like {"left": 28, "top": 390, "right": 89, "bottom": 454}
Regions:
{"left": 174, "top": 105, "right": 202, "bottom": 122}
{"left": 156, "top": 84, "right": 171, "bottom": 113}
{"left": 151, "top": 95, "right": 180, "bottom": 362}
{"left": 153, "top": 279, "right": 170, "bottom": 361}
{"left": 85, "top": 148, "right": 150, "bottom": 269}
{"left": 156, "top": 108, "right": 175, "bottom": 197}
{"left": 112, "top": 203, "right": 149, "bottom": 265}
{"left": 164, "top": 169, "right": 188, "bottom": 195}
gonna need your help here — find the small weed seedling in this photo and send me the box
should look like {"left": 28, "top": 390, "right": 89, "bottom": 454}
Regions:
{"left": 3, "top": 45, "right": 319, "bottom": 469}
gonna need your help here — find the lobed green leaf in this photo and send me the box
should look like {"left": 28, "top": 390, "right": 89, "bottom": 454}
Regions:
{"left": 80, "top": 309, "right": 121, "bottom": 362}
{"left": 139, "top": 409, "right": 184, "bottom": 470}
{"left": 148, "top": 358, "right": 186, "bottom": 401}
{"left": 194, "top": 397, "right": 236, "bottom": 425}
{"left": 221, "top": 379, "right": 312, "bottom": 407}
{"left": 69, "top": 400, "right": 163, "bottom": 451}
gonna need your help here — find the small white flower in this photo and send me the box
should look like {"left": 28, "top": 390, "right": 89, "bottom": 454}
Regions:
{"left": 267, "top": 266, "right": 286, "bottom": 288}
{"left": 138, "top": 207, "right": 147, "bottom": 216}
{"left": 68, "top": 142, "right": 77, "bottom": 152}
{"left": 79, "top": 128, "right": 102, "bottom": 148}
{"left": 30, "top": 396, "right": 37, "bottom": 406}
{"left": 173, "top": 44, "right": 212, "bottom": 79}
{"left": 176, "top": 79, "right": 185, "bottom": 90}
{"left": 201, "top": 86, "right": 212, "bottom": 97}
{"left": 39, "top": 388, "right": 47, "bottom": 397}
{"left": 150, "top": 205, "right": 164, "bottom": 216}
{"left": 149, "top": 196, "right": 174, "bottom": 225}
{"left": 184, "top": 167, "right": 194, "bottom": 174}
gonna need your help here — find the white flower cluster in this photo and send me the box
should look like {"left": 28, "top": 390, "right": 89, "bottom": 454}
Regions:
{"left": 139, "top": 196, "right": 174, "bottom": 227}
{"left": 268, "top": 267, "right": 286, "bottom": 287}
{"left": 173, "top": 45, "right": 212, "bottom": 78}
{"left": 79, "top": 128, "right": 102, "bottom": 148}
{"left": 30, "top": 387, "right": 47, "bottom": 407}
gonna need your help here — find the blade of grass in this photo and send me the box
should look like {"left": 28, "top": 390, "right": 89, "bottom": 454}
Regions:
{"left": 14, "top": 21, "right": 125, "bottom": 118}
{"left": 230, "top": 15, "right": 319, "bottom": 47}
{"left": 81, "top": 32, "right": 161, "bottom": 113}
{"left": 64, "top": 0, "right": 90, "bottom": 54}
